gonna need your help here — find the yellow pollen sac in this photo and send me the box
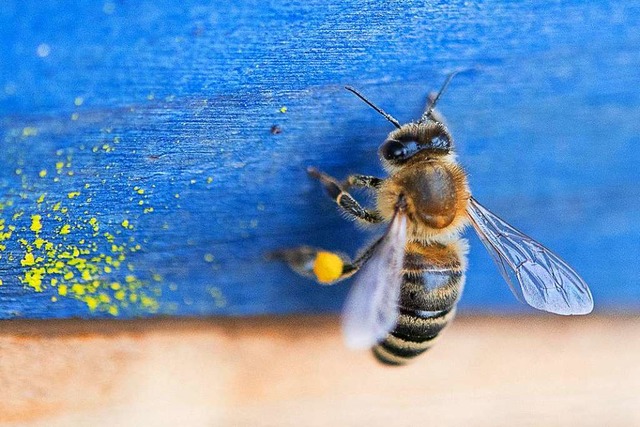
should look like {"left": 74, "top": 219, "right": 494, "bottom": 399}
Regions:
{"left": 313, "top": 251, "right": 344, "bottom": 284}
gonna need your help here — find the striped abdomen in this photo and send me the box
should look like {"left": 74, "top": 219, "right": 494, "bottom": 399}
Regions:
{"left": 373, "top": 240, "right": 467, "bottom": 365}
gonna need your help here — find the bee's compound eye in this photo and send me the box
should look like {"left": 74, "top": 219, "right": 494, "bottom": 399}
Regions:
{"left": 380, "top": 140, "right": 417, "bottom": 162}
{"left": 430, "top": 134, "right": 451, "bottom": 150}
{"left": 381, "top": 140, "right": 405, "bottom": 160}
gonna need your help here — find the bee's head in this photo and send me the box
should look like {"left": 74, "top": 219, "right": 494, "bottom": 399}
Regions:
{"left": 379, "top": 140, "right": 469, "bottom": 233}
{"left": 379, "top": 122, "right": 452, "bottom": 167}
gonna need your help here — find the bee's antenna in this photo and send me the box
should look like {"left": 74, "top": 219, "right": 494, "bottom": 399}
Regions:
{"left": 345, "top": 86, "right": 402, "bottom": 129}
{"left": 419, "top": 71, "right": 459, "bottom": 124}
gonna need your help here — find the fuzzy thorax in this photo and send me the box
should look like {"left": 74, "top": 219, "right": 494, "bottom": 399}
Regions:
{"left": 377, "top": 154, "right": 470, "bottom": 243}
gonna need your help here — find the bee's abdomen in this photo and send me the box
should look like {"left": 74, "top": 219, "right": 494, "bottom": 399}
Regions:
{"left": 372, "top": 241, "right": 466, "bottom": 366}
{"left": 373, "top": 307, "right": 457, "bottom": 365}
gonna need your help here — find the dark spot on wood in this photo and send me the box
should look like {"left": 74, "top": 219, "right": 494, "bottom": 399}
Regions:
{"left": 270, "top": 125, "right": 282, "bottom": 135}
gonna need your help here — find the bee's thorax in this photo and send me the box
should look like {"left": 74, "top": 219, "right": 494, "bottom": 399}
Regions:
{"left": 378, "top": 158, "right": 470, "bottom": 240}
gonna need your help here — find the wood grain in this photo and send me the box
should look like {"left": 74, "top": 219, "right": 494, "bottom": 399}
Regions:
{"left": 0, "top": 315, "right": 639, "bottom": 426}
{"left": 0, "top": 1, "right": 638, "bottom": 317}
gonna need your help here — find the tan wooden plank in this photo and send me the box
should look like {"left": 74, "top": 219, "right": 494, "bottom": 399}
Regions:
{"left": 0, "top": 315, "right": 638, "bottom": 427}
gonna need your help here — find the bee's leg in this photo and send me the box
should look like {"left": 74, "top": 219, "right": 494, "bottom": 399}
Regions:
{"left": 268, "top": 240, "right": 379, "bottom": 285}
{"left": 344, "top": 175, "right": 383, "bottom": 190}
{"left": 307, "top": 167, "right": 383, "bottom": 224}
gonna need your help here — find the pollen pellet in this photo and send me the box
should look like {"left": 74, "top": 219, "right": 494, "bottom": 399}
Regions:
{"left": 313, "top": 251, "right": 343, "bottom": 283}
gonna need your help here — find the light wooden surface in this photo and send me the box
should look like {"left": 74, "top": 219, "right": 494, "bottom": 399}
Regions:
{"left": 1, "top": 315, "right": 639, "bottom": 427}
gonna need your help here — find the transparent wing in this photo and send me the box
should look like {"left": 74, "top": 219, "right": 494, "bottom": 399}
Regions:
{"left": 342, "top": 213, "right": 407, "bottom": 349}
{"left": 467, "top": 197, "right": 593, "bottom": 315}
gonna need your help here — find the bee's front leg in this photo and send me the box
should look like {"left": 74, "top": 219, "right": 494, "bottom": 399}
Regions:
{"left": 307, "top": 167, "right": 383, "bottom": 224}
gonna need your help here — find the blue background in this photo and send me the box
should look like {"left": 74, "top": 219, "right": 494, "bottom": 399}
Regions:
{"left": 0, "top": 1, "right": 638, "bottom": 318}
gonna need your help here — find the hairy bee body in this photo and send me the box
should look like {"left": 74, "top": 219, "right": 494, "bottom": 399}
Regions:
{"left": 274, "top": 77, "right": 593, "bottom": 366}
{"left": 369, "top": 125, "right": 470, "bottom": 365}
{"left": 373, "top": 240, "right": 466, "bottom": 365}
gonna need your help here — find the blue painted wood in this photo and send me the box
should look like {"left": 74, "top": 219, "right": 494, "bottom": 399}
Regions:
{"left": 0, "top": 1, "right": 638, "bottom": 318}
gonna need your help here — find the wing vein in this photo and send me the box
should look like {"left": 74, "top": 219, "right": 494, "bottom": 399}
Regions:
{"left": 467, "top": 197, "right": 593, "bottom": 315}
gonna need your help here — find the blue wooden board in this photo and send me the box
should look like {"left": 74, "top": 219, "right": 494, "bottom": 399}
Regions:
{"left": 0, "top": 1, "right": 638, "bottom": 318}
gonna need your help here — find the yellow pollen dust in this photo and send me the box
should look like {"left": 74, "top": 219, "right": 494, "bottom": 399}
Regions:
{"left": 21, "top": 252, "right": 36, "bottom": 266}
{"left": 22, "top": 127, "right": 38, "bottom": 137}
{"left": 3, "top": 179, "right": 163, "bottom": 317}
{"left": 313, "top": 251, "right": 344, "bottom": 284}
{"left": 30, "top": 214, "right": 42, "bottom": 233}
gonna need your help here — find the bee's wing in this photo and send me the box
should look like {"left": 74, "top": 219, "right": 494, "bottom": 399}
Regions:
{"left": 467, "top": 197, "right": 593, "bottom": 315}
{"left": 342, "top": 213, "right": 408, "bottom": 349}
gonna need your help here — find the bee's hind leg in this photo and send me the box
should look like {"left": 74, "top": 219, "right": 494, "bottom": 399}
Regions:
{"left": 307, "top": 167, "right": 384, "bottom": 224}
{"left": 267, "top": 240, "right": 379, "bottom": 285}
{"left": 267, "top": 246, "right": 353, "bottom": 285}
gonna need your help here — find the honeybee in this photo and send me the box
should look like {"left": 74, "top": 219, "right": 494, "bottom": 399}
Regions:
{"left": 272, "top": 75, "right": 593, "bottom": 365}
